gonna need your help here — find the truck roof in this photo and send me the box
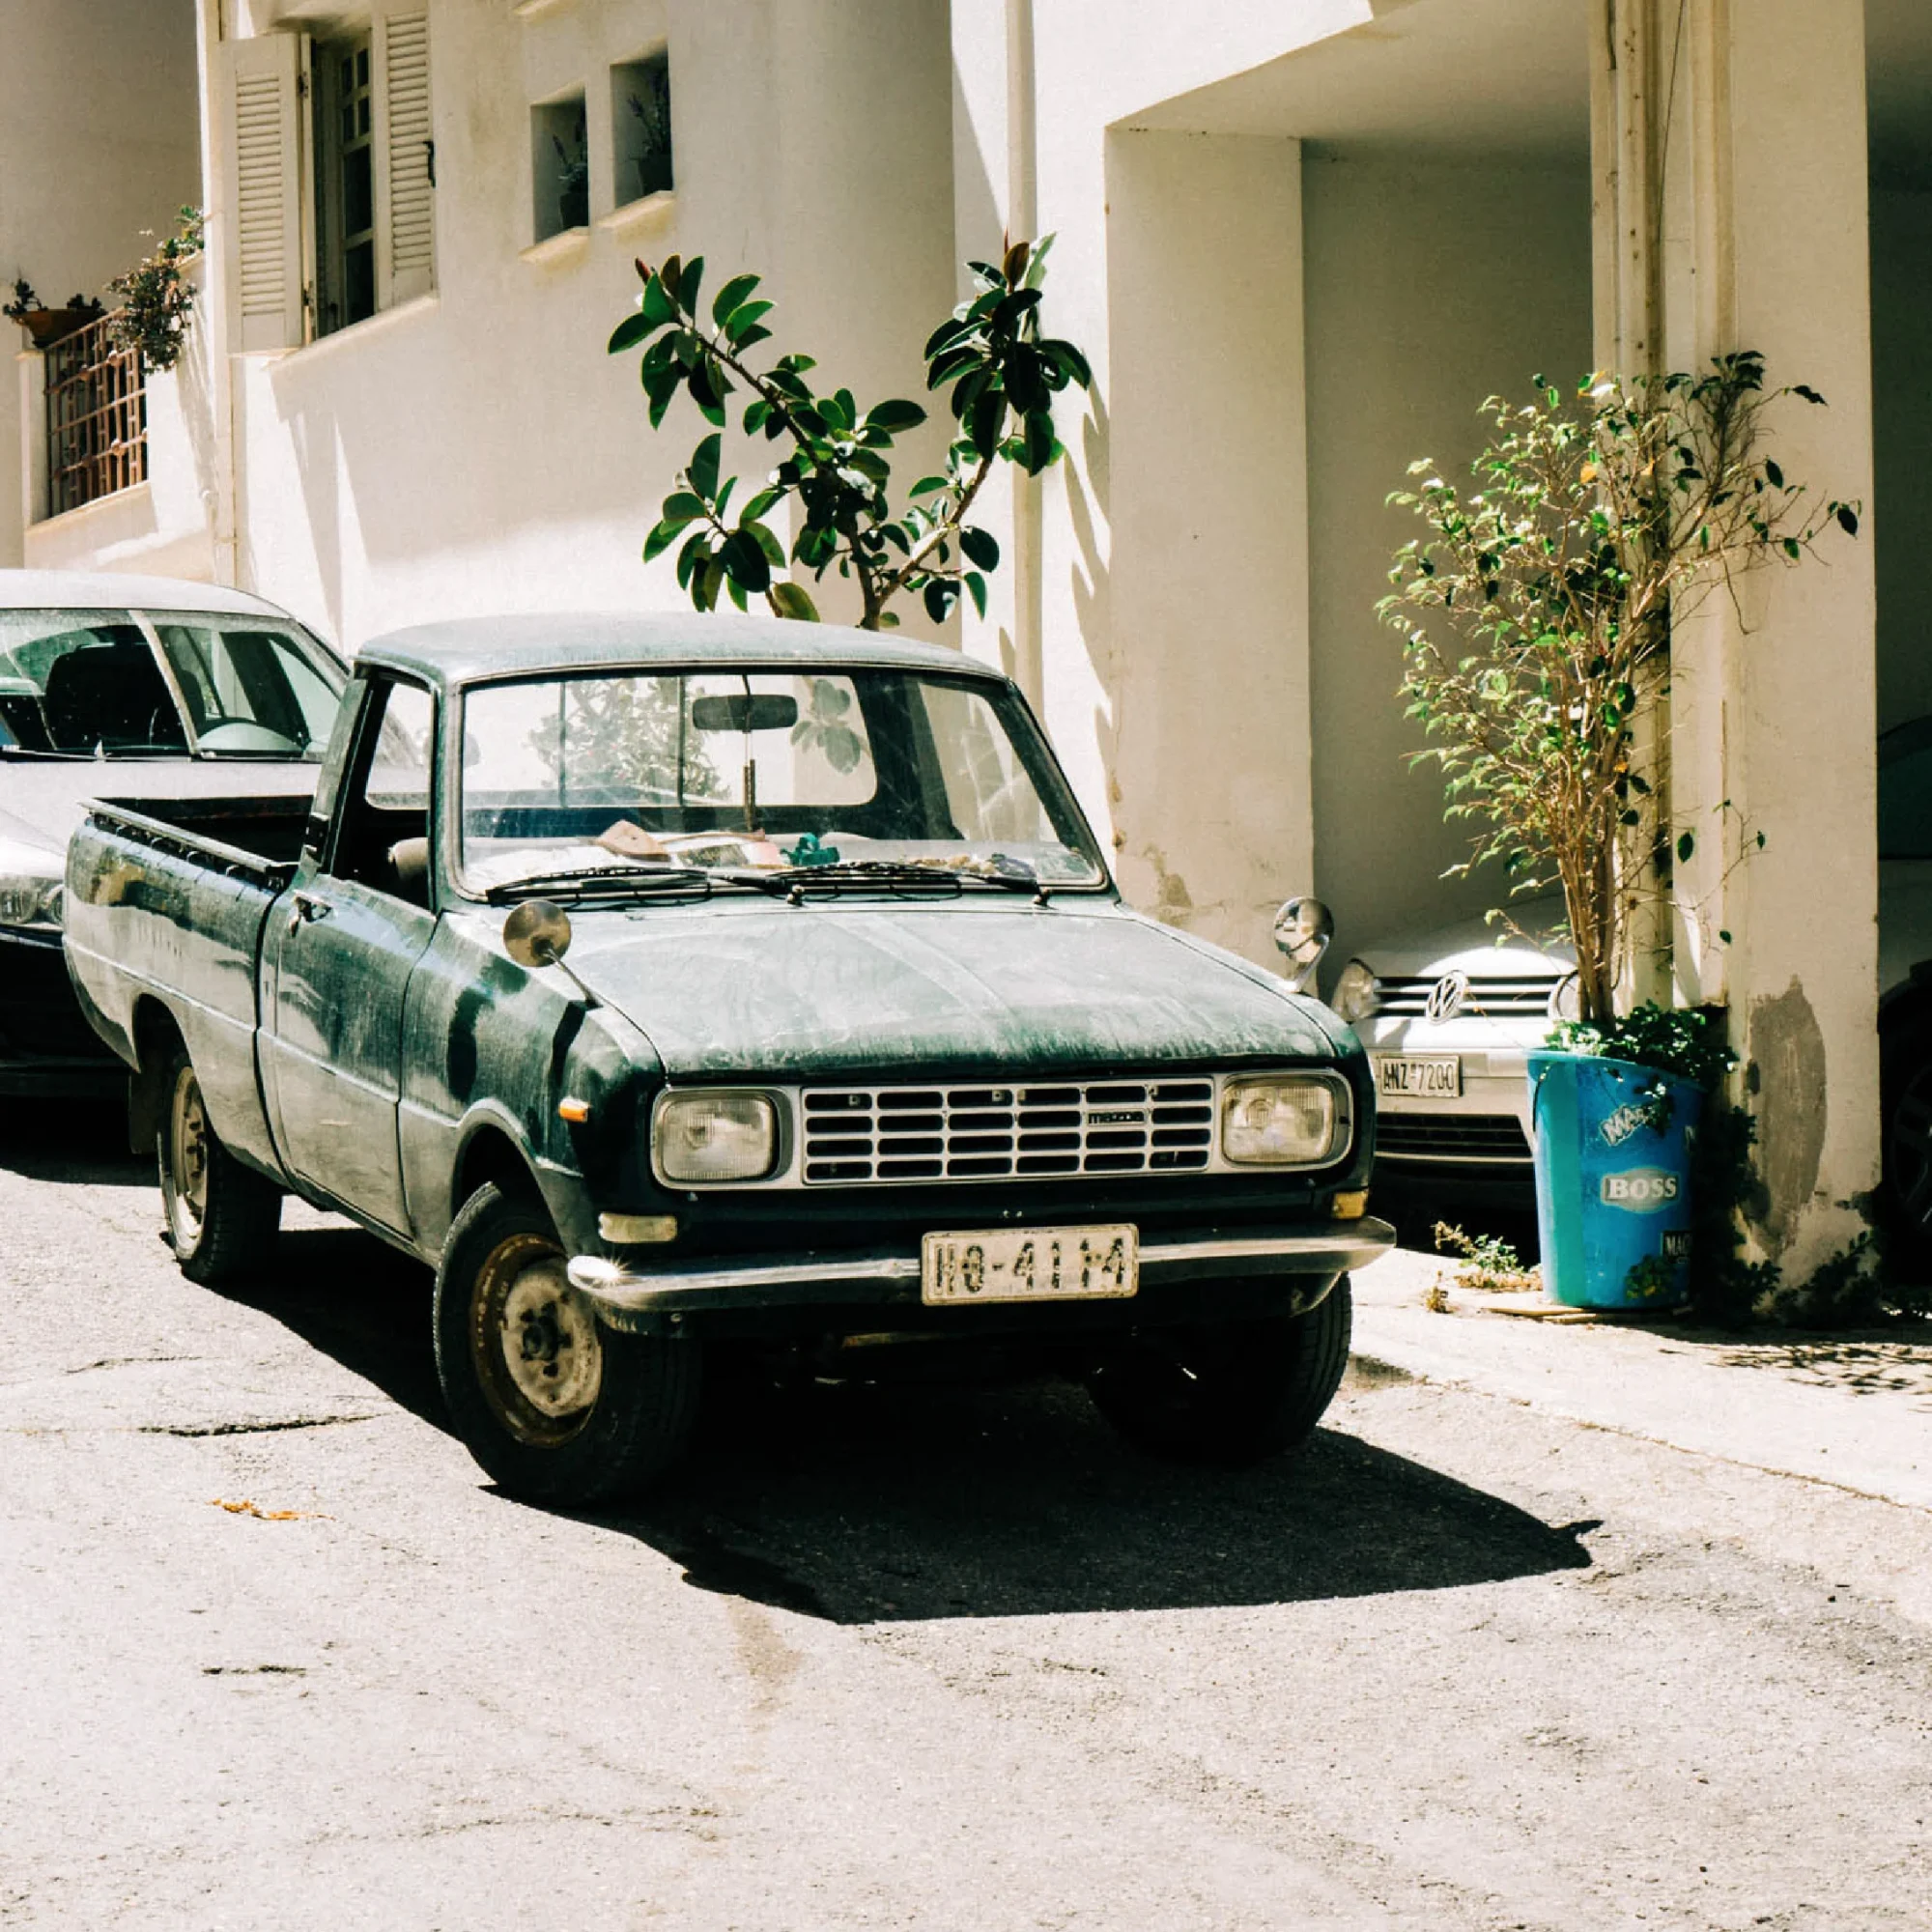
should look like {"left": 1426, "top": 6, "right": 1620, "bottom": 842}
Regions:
{"left": 356, "top": 611, "right": 1002, "bottom": 691}
{"left": 0, "top": 569, "right": 298, "bottom": 619}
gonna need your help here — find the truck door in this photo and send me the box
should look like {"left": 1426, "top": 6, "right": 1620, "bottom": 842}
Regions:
{"left": 262, "top": 674, "right": 438, "bottom": 1234}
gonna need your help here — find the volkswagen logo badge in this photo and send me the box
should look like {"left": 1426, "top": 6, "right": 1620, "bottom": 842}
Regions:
{"left": 1424, "top": 970, "right": 1469, "bottom": 1024}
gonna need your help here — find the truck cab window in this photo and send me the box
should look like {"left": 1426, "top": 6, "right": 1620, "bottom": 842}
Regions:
{"left": 333, "top": 678, "right": 434, "bottom": 904}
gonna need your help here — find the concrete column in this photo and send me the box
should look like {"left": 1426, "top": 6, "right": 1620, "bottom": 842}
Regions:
{"left": 1662, "top": 0, "right": 1880, "bottom": 1271}
{"left": 764, "top": 0, "right": 955, "bottom": 637}
{"left": 950, "top": 0, "right": 1042, "bottom": 697}
{"left": 16, "top": 350, "right": 47, "bottom": 536}
{"left": 1105, "top": 129, "right": 1313, "bottom": 964}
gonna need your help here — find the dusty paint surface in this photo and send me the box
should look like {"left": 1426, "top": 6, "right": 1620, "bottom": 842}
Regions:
{"left": 1747, "top": 977, "right": 1830, "bottom": 1257}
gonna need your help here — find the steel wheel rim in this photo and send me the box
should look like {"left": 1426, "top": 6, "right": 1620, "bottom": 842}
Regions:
{"left": 167, "top": 1065, "right": 211, "bottom": 1249}
{"left": 470, "top": 1230, "right": 603, "bottom": 1447}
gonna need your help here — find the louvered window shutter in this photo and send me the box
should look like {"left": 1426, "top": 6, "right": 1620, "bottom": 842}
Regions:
{"left": 374, "top": 4, "right": 436, "bottom": 306}
{"left": 222, "top": 34, "right": 308, "bottom": 353}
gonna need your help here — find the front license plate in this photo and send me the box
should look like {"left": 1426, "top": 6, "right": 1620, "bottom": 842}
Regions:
{"left": 1378, "top": 1054, "right": 1463, "bottom": 1099}
{"left": 921, "top": 1225, "right": 1138, "bottom": 1305}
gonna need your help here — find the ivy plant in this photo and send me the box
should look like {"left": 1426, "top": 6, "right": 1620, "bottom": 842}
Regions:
{"left": 607, "top": 237, "right": 1092, "bottom": 630}
{"left": 1378, "top": 354, "right": 1859, "bottom": 1024}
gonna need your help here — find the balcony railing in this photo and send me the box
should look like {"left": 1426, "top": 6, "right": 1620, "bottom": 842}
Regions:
{"left": 43, "top": 315, "right": 146, "bottom": 517}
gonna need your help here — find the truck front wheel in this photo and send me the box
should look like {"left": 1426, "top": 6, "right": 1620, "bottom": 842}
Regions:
{"left": 158, "top": 1045, "right": 281, "bottom": 1285}
{"left": 433, "top": 1182, "right": 700, "bottom": 1505}
{"left": 1086, "top": 1275, "right": 1353, "bottom": 1465}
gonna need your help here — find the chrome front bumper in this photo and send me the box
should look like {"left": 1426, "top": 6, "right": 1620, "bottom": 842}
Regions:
{"left": 567, "top": 1219, "right": 1395, "bottom": 1334}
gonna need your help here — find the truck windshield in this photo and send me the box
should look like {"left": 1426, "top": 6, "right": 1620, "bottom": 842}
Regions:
{"left": 457, "top": 667, "right": 1108, "bottom": 896}
{"left": 0, "top": 608, "right": 344, "bottom": 759}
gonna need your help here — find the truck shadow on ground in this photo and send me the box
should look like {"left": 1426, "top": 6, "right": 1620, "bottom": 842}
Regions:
{"left": 190, "top": 1223, "right": 1595, "bottom": 1624}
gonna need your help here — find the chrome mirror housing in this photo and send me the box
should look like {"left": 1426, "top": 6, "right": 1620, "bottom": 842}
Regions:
{"left": 503, "top": 899, "right": 574, "bottom": 970}
{"left": 1272, "top": 895, "right": 1334, "bottom": 993}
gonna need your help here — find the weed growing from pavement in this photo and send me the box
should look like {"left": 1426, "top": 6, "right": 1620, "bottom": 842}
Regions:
{"left": 1433, "top": 1222, "right": 1540, "bottom": 1296}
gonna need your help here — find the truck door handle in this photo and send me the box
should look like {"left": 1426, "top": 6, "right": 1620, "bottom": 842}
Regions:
{"left": 288, "top": 891, "right": 332, "bottom": 934}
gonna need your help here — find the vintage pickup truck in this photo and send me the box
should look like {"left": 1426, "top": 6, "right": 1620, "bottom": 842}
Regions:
{"left": 65, "top": 613, "right": 1391, "bottom": 1503}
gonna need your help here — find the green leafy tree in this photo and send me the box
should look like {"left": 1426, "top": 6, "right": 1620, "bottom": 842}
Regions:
{"left": 1378, "top": 354, "right": 1859, "bottom": 1024}
{"left": 607, "top": 237, "right": 1092, "bottom": 630}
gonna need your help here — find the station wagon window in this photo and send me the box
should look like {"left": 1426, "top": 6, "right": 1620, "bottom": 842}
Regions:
{"left": 0, "top": 607, "right": 342, "bottom": 759}
{"left": 456, "top": 666, "right": 1104, "bottom": 896}
{"left": 150, "top": 615, "right": 345, "bottom": 757}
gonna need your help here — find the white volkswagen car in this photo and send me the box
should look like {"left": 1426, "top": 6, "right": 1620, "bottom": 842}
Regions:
{"left": 1320, "top": 725, "right": 1932, "bottom": 1244}
{"left": 1324, "top": 906, "right": 1571, "bottom": 1201}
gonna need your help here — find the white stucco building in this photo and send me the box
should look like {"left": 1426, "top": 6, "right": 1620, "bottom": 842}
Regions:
{"left": 11, "top": 0, "right": 1927, "bottom": 1278}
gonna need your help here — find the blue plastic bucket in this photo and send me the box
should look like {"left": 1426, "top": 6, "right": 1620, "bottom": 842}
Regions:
{"left": 1527, "top": 1051, "right": 1703, "bottom": 1310}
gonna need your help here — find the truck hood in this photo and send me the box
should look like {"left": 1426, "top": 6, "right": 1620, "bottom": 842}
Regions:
{"left": 558, "top": 899, "right": 1342, "bottom": 1080}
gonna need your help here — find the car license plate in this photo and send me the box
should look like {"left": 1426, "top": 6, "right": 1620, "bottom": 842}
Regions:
{"left": 1377, "top": 1054, "right": 1463, "bottom": 1098}
{"left": 921, "top": 1225, "right": 1138, "bottom": 1305}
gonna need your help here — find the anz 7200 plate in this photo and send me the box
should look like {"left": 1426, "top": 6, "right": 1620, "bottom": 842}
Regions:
{"left": 921, "top": 1225, "right": 1138, "bottom": 1305}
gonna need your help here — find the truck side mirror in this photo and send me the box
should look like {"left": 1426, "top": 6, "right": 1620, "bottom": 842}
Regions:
{"left": 503, "top": 899, "right": 573, "bottom": 969}
{"left": 1272, "top": 896, "right": 1333, "bottom": 993}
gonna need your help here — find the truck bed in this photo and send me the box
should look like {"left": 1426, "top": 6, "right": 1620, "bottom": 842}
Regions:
{"left": 82, "top": 793, "right": 314, "bottom": 889}
{"left": 64, "top": 793, "right": 314, "bottom": 1176}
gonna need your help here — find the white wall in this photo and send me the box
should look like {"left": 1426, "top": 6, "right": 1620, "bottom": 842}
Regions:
{"left": 0, "top": 0, "right": 201, "bottom": 560}
{"left": 222, "top": 0, "right": 955, "bottom": 650}
{"left": 1301, "top": 147, "right": 1594, "bottom": 961}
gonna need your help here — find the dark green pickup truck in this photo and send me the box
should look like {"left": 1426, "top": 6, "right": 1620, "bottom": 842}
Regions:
{"left": 65, "top": 613, "right": 1390, "bottom": 1503}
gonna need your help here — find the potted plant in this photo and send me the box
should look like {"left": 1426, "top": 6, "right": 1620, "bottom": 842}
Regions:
{"left": 1378, "top": 355, "right": 1859, "bottom": 1307}
{"left": 107, "top": 207, "right": 204, "bottom": 372}
{"left": 5, "top": 279, "right": 105, "bottom": 349}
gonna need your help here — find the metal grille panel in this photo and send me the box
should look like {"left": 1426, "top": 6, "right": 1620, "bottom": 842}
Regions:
{"left": 1376, "top": 1113, "right": 1532, "bottom": 1163}
{"left": 1376, "top": 975, "right": 1559, "bottom": 1018}
{"left": 801, "top": 1077, "right": 1216, "bottom": 1185}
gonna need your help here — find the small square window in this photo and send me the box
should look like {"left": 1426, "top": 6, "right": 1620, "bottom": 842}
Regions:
{"left": 531, "top": 92, "right": 589, "bottom": 242}
{"left": 611, "top": 52, "right": 672, "bottom": 207}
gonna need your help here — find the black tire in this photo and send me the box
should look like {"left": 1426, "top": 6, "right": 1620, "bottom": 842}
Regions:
{"left": 1086, "top": 1275, "right": 1353, "bottom": 1465}
{"left": 1882, "top": 1009, "right": 1932, "bottom": 1265}
{"left": 157, "top": 1043, "right": 281, "bottom": 1285}
{"left": 433, "top": 1182, "right": 700, "bottom": 1505}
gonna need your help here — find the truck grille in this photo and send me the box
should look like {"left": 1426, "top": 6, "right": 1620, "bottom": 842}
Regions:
{"left": 800, "top": 1077, "right": 1217, "bottom": 1185}
{"left": 1376, "top": 975, "right": 1559, "bottom": 1018}
{"left": 1375, "top": 1113, "right": 1533, "bottom": 1164}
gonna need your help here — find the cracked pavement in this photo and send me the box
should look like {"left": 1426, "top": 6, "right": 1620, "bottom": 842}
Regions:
{"left": 4, "top": 1107, "right": 1932, "bottom": 1929}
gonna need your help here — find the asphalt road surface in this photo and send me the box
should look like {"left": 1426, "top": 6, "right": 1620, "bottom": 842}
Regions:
{"left": 5, "top": 1105, "right": 1930, "bottom": 1931}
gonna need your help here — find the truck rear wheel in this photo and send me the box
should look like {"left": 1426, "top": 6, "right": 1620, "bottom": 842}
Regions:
{"left": 1086, "top": 1274, "right": 1353, "bottom": 1465}
{"left": 158, "top": 1045, "right": 281, "bottom": 1285}
{"left": 433, "top": 1182, "right": 700, "bottom": 1505}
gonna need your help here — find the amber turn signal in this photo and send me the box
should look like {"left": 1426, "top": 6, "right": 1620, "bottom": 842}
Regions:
{"left": 556, "top": 1097, "right": 591, "bottom": 1123}
{"left": 1330, "top": 1189, "right": 1370, "bottom": 1221}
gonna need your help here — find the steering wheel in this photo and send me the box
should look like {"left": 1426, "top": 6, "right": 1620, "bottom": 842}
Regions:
{"left": 195, "top": 721, "right": 303, "bottom": 755}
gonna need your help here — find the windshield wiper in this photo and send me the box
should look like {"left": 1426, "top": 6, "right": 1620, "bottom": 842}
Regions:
{"left": 0, "top": 745, "right": 90, "bottom": 761}
{"left": 767, "top": 860, "right": 1050, "bottom": 899}
{"left": 483, "top": 863, "right": 789, "bottom": 905}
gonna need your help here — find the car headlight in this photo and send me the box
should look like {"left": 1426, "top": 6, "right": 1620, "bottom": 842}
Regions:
{"left": 0, "top": 858, "right": 64, "bottom": 930}
{"left": 1329, "top": 958, "right": 1381, "bottom": 1024}
{"left": 654, "top": 1090, "right": 781, "bottom": 1183}
{"left": 1548, "top": 973, "right": 1581, "bottom": 1022}
{"left": 1221, "top": 1074, "right": 1348, "bottom": 1166}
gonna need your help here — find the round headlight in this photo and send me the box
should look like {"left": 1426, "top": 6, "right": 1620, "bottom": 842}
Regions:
{"left": 655, "top": 1091, "right": 781, "bottom": 1183}
{"left": 1329, "top": 958, "right": 1381, "bottom": 1024}
{"left": 1548, "top": 973, "right": 1581, "bottom": 1022}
